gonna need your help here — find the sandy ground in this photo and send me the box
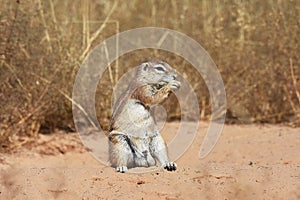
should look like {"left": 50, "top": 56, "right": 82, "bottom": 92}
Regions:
{"left": 0, "top": 122, "right": 300, "bottom": 200}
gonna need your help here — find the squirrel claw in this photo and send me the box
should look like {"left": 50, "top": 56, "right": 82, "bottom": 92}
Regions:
{"left": 116, "top": 166, "right": 128, "bottom": 173}
{"left": 169, "top": 80, "right": 181, "bottom": 91}
{"left": 163, "top": 162, "right": 177, "bottom": 171}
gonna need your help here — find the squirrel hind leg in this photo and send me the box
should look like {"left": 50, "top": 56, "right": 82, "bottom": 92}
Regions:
{"left": 150, "top": 135, "right": 177, "bottom": 171}
{"left": 108, "top": 134, "right": 135, "bottom": 172}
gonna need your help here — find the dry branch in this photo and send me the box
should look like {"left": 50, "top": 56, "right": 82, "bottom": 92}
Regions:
{"left": 80, "top": 0, "right": 118, "bottom": 60}
{"left": 289, "top": 58, "right": 300, "bottom": 105}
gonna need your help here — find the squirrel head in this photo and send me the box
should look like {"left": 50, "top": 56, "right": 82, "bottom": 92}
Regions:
{"left": 136, "top": 60, "right": 177, "bottom": 86}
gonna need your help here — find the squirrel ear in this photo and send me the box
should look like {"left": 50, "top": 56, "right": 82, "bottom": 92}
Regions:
{"left": 143, "top": 63, "right": 149, "bottom": 71}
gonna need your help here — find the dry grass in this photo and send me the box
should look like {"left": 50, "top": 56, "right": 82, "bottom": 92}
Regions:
{"left": 0, "top": 0, "right": 299, "bottom": 151}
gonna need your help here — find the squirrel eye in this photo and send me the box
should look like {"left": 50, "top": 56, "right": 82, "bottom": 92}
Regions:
{"left": 155, "top": 65, "right": 165, "bottom": 72}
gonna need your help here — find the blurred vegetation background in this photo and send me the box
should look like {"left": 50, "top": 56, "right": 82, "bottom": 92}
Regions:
{"left": 0, "top": 0, "right": 299, "bottom": 151}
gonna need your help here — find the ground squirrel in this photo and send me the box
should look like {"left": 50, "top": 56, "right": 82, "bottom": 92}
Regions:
{"left": 108, "top": 60, "right": 181, "bottom": 173}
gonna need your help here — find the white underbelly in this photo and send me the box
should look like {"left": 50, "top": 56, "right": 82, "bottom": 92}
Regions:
{"left": 115, "top": 100, "right": 156, "bottom": 137}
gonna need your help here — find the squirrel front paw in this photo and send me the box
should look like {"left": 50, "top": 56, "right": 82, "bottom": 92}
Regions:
{"left": 116, "top": 166, "right": 128, "bottom": 173}
{"left": 163, "top": 162, "right": 177, "bottom": 171}
{"left": 168, "top": 80, "right": 181, "bottom": 91}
